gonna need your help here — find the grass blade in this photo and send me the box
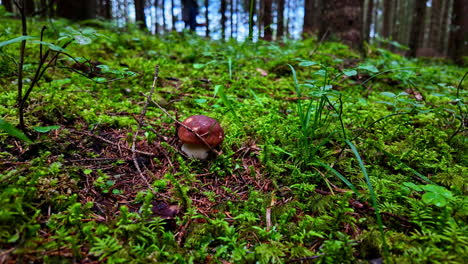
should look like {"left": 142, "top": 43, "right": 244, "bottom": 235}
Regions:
{"left": 345, "top": 139, "right": 388, "bottom": 261}
{"left": 0, "top": 119, "right": 33, "bottom": 143}
{"left": 315, "top": 161, "right": 358, "bottom": 194}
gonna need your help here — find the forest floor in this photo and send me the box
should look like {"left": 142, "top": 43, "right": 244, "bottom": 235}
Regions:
{"left": 0, "top": 17, "right": 467, "bottom": 263}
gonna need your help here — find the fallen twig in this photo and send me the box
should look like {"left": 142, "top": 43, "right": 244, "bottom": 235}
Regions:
{"left": 70, "top": 129, "right": 156, "bottom": 156}
{"left": 131, "top": 66, "right": 162, "bottom": 193}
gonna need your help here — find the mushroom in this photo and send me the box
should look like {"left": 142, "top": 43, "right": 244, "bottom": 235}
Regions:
{"left": 177, "top": 115, "right": 224, "bottom": 159}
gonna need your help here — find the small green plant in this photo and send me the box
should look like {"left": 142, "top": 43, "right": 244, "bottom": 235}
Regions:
{"left": 288, "top": 62, "right": 345, "bottom": 162}
{"left": 91, "top": 170, "right": 121, "bottom": 194}
{"left": 403, "top": 182, "right": 454, "bottom": 207}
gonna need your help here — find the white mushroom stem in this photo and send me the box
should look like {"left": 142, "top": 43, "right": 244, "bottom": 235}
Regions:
{"left": 181, "top": 143, "right": 210, "bottom": 159}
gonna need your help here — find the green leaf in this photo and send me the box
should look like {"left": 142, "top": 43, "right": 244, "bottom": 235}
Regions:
{"left": 194, "top": 98, "right": 207, "bottom": 104}
{"left": 7, "top": 232, "right": 19, "bottom": 243}
{"left": 0, "top": 119, "right": 32, "bottom": 143}
{"left": 422, "top": 185, "right": 453, "bottom": 199}
{"left": 83, "top": 169, "right": 93, "bottom": 175}
{"left": 403, "top": 182, "right": 423, "bottom": 192}
{"left": 74, "top": 35, "right": 92, "bottom": 45}
{"left": 0, "top": 35, "right": 37, "bottom": 48}
{"left": 343, "top": 69, "right": 357, "bottom": 77}
{"left": 106, "top": 180, "right": 115, "bottom": 186}
{"left": 299, "top": 61, "right": 318, "bottom": 67}
{"left": 93, "top": 77, "right": 107, "bottom": 83}
{"left": 422, "top": 192, "right": 447, "bottom": 207}
{"left": 33, "top": 125, "right": 60, "bottom": 133}
{"left": 30, "top": 40, "right": 69, "bottom": 52}
{"left": 357, "top": 64, "right": 379, "bottom": 73}
{"left": 381, "top": 91, "right": 397, "bottom": 98}
{"left": 193, "top": 63, "right": 205, "bottom": 69}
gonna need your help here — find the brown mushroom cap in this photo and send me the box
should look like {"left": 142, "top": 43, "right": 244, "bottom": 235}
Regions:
{"left": 178, "top": 115, "right": 224, "bottom": 146}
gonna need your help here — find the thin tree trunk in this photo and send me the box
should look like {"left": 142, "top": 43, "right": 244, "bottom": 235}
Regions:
{"left": 429, "top": 0, "right": 442, "bottom": 51}
{"left": 364, "top": 0, "right": 374, "bottom": 42}
{"left": 408, "top": 0, "right": 427, "bottom": 57}
{"left": 135, "top": 0, "right": 147, "bottom": 30}
{"left": 98, "top": 0, "right": 111, "bottom": 19}
{"left": 105, "top": 0, "right": 112, "bottom": 18}
{"left": 248, "top": 0, "right": 255, "bottom": 40}
{"left": 221, "top": 0, "right": 227, "bottom": 39}
{"left": 124, "top": 0, "right": 130, "bottom": 25}
{"left": 24, "top": 0, "right": 35, "bottom": 16}
{"left": 230, "top": 0, "right": 234, "bottom": 38}
{"left": 171, "top": 0, "right": 176, "bottom": 31}
{"left": 403, "top": 0, "right": 415, "bottom": 46}
{"left": 449, "top": 0, "right": 467, "bottom": 64}
{"left": 391, "top": 0, "right": 399, "bottom": 42}
{"left": 262, "top": 0, "right": 272, "bottom": 40}
{"left": 303, "top": 0, "right": 314, "bottom": 36}
{"left": 372, "top": 0, "right": 379, "bottom": 38}
{"left": 257, "top": 0, "right": 263, "bottom": 35}
{"left": 277, "top": 0, "right": 285, "bottom": 39}
{"left": 204, "top": 0, "right": 210, "bottom": 37}
{"left": 440, "top": 0, "right": 452, "bottom": 56}
{"left": 161, "top": 0, "right": 166, "bottom": 32}
{"left": 382, "top": 0, "right": 392, "bottom": 39}
{"left": 421, "top": 3, "right": 431, "bottom": 48}
{"left": 154, "top": 0, "right": 159, "bottom": 34}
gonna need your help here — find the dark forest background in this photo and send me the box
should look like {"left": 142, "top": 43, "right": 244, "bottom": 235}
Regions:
{"left": 1, "top": 0, "right": 466, "bottom": 63}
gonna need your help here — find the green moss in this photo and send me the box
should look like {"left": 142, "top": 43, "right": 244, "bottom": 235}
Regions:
{"left": 0, "top": 17, "right": 467, "bottom": 263}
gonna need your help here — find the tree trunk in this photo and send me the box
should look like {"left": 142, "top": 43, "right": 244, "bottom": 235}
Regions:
{"left": 205, "top": 0, "right": 210, "bottom": 37}
{"left": 248, "top": 0, "right": 255, "bottom": 40}
{"left": 391, "top": 0, "right": 399, "bottom": 43}
{"left": 230, "top": 0, "right": 234, "bottom": 38}
{"left": 420, "top": 3, "right": 431, "bottom": 48}
{"left": 161, "top": 0, "right": 166, "bottom": 32}
{"left": 403, "top": 0, "right": 415, "bottom": 46}
{"left": 262, "top": 0, "right": 272, "bottom": 40}
{"left": 408, "top": 0, "right": 427, "bottom": 57}
{"left": 104, "top": 0, "right": 112, "bottom": 18}
{"left": 171, "top": 0, "right": 176, "bottom": 31}
{"left": 449, "top": 0, "right": 467, "bottom": 64}
{"left": 429, "top": 0, "right": 442, "bottom": 52}
{"left": 372, "top": 0, "right": 379, "bottom": 39}
{"left": 134, "top": 0, "right": 147, "bottom": 30}
{"left": 277, "top": 0, "right": 285, "bottom": 39}
{"left": 312, "top": 0, "right": 322, "bottom": 32}
{"left": 257, "top": 0, "right": 263, "bottom": 35}
{"left": 303, "top": 0, "right": 314, "bottom": 36}
{"left": 2, "top": 0, "right": 13, "bottom": 13}
{"left": 318, "top": 0, "right": 364, "bottom": 50}
{"left": 124, "top": 0, "right": 130, "bottom": 25}
{"left": 98, "top": 0, "right": 112, "bottom": 18}
{"left": 382, "top": 0, "right": 392, "bottom": 39}
{"left": 440, "top": 0, "right": 452, "bottom": 56}
{"left": 57, "top": 0, "right": 97, "bottom": 20}
{"left": 364, "top": 0, "right": 374, "bottom": 43}
{"left": 221, "top": 0, "right": 227, "bottom": 39}
{"left": 233, "top": 0, "right": 239, "bottom": 39}
{"left": 23, "top": 0, "right": 35, "bottom": 16}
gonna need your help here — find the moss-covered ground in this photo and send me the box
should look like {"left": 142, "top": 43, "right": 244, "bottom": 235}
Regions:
{"left": 1, "top": 17, "right": 467, "bottom": 263}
